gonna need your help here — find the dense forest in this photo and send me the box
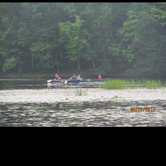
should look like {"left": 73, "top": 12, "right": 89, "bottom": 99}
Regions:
{"left": 0, "top": 2, "right": 166, "bottom": 76}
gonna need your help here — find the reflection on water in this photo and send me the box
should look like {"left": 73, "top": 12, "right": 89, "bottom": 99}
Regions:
{"left": 0, "top": 100, "right": 166, "bottom": 127}
{"left": 0, "top": 79, "right": 104, "bottom": 90}
{"left": 1, "top": 77, "right": 166, "bottom": 90}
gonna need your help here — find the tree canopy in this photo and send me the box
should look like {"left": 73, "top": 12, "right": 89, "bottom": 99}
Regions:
{"left": 0, "top": 2, "right": 166, "bottom": 76}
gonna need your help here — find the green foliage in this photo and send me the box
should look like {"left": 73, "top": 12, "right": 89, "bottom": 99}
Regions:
{"left": 131, "top": 79, "right": 135, "bottom": 89}
{"left": 102, "top": 79, "right": 125, "bottom": 89}
{"left": 146, "top": 80, "right": 162, "bottom": 89}
{"left": 102, "top": 79, "right": 164, "bottom": 89}
{"left": 137, "top": 79, "right": 163, "bottom": 89}
{"left": 59, "top": 15, "right": 92, "bottom": 68}
{"left": 112, "top": 95, "right": 119, "bottom": 99}
{"left": 0, "top": 3, "right": 166, "bottom": 76}
{"left": 90, "top": 59, "right": 113, "bottom": 76}
{"left": 151, "top": 2, "right": 166, "bottom": 26}
{"left": 2, "top": 57, "right": 17, "bottom": 72}
{"left": 117, "top": 9, "right": 139, "bottom": 62}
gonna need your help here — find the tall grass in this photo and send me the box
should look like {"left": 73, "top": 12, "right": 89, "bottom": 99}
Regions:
{"left": 75, "top": 89, "right": 87, "bottom": 96}
{"left": 137, "top": 79, "right": 162, "bottom": 89}
{"left": 145, "top": 80, "right": 162, "bottom": 89}
{"left": 101, "top": 79, "right": 125, "bottom": 89}
{"left": 102, "top": 79, "right": 164, "bottom": 89}
{"left": 131, "top": 79, "right": 135, "bottom": 88}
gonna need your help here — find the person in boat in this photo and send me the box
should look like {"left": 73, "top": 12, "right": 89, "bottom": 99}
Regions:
{"left": 55, "top": 74, "right": 61, "bottom": 80}
{"left": 69, "top": 73, "right": 76, "bottom": 81}
{"left": 77, "top": 74, "right": 83, "bottom": 80}
{"left": 98, "top": 74, "right": 102, "bottom": 80}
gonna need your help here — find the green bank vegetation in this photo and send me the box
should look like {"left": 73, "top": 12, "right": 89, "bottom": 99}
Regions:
{"left": 102, "top": 79, "right": 164, "bottom": 89}
{"left": 1, "top": 3, "right": 166, "bottom": 77}
{"left": 101, "top": 79, "right": 125, "bottom": 89}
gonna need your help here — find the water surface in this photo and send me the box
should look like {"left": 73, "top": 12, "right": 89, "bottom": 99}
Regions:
{"left": 0, "top": 78, "right": 166, "bottom": 127}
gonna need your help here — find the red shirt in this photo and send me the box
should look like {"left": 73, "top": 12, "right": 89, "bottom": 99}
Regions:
{"left": 98, "top": 75, "right": 102, "bottom": 80}
{"left": 56, "top": 75, "right": 60, "bottom": 79}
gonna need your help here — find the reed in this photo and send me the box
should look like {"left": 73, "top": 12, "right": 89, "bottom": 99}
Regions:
{"left": 137, "top": 79, "right": 162, "bottom": 89}
{"left": 131, "top": 79, "right": 135, "bottom": 89}
{"left": 145, "top": 80, "right": 162, "bottom": 89}
{"left": 102, "top": 79, "right": 125, "bottom": 89}
{"left": 75, "top": 89, "right": 87, "bottom": 96}
{"left": 102, "top": 79, "right": 164, "bottom": 89}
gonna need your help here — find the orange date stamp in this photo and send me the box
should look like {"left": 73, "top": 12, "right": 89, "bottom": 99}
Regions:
{"left": 130, "top": 107, "right": 156, "bottom": 112}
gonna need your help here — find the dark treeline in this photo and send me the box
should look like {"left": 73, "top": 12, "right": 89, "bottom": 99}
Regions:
{"left": 0, "top": 2, "right": 166, "bottom": 76}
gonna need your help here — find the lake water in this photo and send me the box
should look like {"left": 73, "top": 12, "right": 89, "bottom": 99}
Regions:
{"left": 0, "top": 78, "right": 166, "bottom": 127}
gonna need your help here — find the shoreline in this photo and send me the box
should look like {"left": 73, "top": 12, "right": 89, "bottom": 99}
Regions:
{"left": 0, "top": 70, "right": 165, "bottom": 79}
{"left": 0, "top": 75, "right": 165, "bottom": 80}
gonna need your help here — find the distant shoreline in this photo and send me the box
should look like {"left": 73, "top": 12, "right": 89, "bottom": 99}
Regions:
{"left": 0, "top": 70, "right": 165, "bottom": 79}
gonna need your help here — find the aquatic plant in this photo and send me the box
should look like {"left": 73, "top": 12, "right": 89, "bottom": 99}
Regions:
{"left": 112, "top": 95, "right": 119, "bottom": 99}
{"left": 101, "top": 79, "right": 164, "bottom": 89}
{"left": 101, "top": 79, "right": 125, "bottom": 89}
{"left": 137, "top": 79, "right": 162, "bottom": 89}
{"left": 75, "top": 89, "right": 87, "bottom": 96}
{"left": 146, "top": 80, "right": 162, "bottom": 89}
{"left": 76, "top": 89, "right": 82, "bottom": 96}
{"left": 131, "top": 79, "right": 135, "bottom": 89}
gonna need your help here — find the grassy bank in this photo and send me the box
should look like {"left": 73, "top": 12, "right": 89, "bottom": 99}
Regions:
{"left": 1, "top": 69, "right": 164, "bottom": 79}
{"left": 102, "top": 79, "right": 165, "bottom": 89}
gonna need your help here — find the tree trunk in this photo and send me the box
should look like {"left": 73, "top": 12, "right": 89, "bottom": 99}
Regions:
{"left": 18, "top": 55, "right": 22, "bottom": 73}
{"left": 110, "top": 33, "right": 117, "bottom": 44}
{"left": 47, "top": 48, "right": 50, "bottom": 67}
{"left": 77, "top": 59, "right": 81, "bottom": 70}
{"left": 31, "top": 54, "right": 34, "bottom": 71}
{"left": 104, "top": 48, "right": 106, "bottom": 60}
{"left": 56, "top": 55, "right": 60, "bottom": 72}
{"left": 70, "top": 61, "right": 72, "bottom": 69}
{"left": 90, "top": 53, "right": 96, "bottom": 68}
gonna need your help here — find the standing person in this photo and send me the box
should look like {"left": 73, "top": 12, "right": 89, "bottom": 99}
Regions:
{"left": 55, "top": 74, "right": 61, "bottom": 80}
{"left": 77, "top": 74, "right": 83, "bottom": 80}
{"left": 98, "top": 74, "right": 102, "bottom": 80}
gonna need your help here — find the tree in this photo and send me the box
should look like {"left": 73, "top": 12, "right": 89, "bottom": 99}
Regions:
{"left": 117, "top": 3, "right": 166, "bottom": 76}
{"left": 151, "top": 2, "right": 166, "bottom": 26}
{"left": 59, "top": 15, "right": 94, "bottom": 70}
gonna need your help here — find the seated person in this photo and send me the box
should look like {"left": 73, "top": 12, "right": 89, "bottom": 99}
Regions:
{"left": 55, "top": 74, "right": 61, "bottom": 80}
{"left": 98, "top": 74, "right": 102, "bottom": 80}
{"left": 69, "top": 73, "right": 76, "bottom": 80}
{"left": 77, "top": 74, "right": 83, "bottom": 80}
